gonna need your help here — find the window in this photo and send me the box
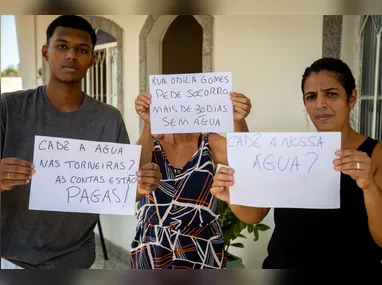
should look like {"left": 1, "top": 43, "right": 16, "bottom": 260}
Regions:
{"left": 82, "top": 29, "right": 118, "bottom": 108}
{"left": 358, "top": 15, "right": 382, "bottom": 141}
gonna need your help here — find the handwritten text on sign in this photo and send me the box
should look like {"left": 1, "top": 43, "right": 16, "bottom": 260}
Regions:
{"left": 29, "top": 136, "right": 141, "bottom": 215}
{"left": 227, "top": 132, "right": 341, "bottom": 209}
{"left": 149, "top": 72, "right": 234, "bottom": 134}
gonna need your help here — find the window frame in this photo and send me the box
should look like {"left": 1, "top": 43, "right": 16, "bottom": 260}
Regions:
{"left": 356, "top": 15, "right": 382, "bottom": 141}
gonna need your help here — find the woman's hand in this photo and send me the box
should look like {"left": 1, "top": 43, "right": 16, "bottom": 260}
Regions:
{"left": 135, "top": 93, "right": 151, "bottom": 123}
{"left": 231, "top": 92, "right": 251, "bottom": 122}
{"left": 210, "top": 166, "right": 235, "bottom": 203}
{"left": 333, "top": 149, "right": 378, "bottom": 191}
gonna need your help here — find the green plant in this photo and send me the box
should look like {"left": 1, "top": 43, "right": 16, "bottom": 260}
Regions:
{"left": 219, "top": 200, "right": 270, "bottom": 257}
{"left": 1, "top": 65, "right": 21, "bottom": 77}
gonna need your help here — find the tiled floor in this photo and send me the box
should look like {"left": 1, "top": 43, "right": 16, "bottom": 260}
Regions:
{"left": 90, "top": 237, "right": 129, "bottom": 269}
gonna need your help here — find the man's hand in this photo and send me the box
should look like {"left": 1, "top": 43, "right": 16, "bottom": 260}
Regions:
{"left": 0, "top": 158, "right": 35, "bottom": 191}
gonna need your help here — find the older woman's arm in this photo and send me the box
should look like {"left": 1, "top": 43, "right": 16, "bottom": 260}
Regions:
{"left": 135, "top": 93, "right": 155, "bottom": 168}
{"left": 136, "top": 121, "right": 154, "bottom": 168}
{"left": 210, "top": 166, "right": 270, "bottom": 223}
{"left": 135, "top": 93, "right": 160, "bottom": 202}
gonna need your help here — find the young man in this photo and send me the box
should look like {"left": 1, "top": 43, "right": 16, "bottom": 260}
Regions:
{"left": 0, "top": 15, "right": 161, "bottom": 269}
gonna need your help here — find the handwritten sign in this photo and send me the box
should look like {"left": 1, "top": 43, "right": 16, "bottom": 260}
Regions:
{"left": 227, "top": 132, "right": 341, "bottom": 209}
{"left": 29, "top": 135, "right": 142, "bottom": 215}
{"left": 149, "top": 72, "right": 234, "bottom": 134}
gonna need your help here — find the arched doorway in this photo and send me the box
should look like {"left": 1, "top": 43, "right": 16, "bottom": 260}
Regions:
{"left": 162, "top": 15, "right": 203, "bottom": 74}
{"left": 139, "top": 15, "right": 213, "bottom": 130}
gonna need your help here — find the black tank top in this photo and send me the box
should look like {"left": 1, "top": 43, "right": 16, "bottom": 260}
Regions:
{"left": 262, "top": 137, "right": 382, "bottom": 268}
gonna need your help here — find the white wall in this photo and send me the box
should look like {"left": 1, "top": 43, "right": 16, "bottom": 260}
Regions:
{"left": 1, "top": 77, "right": 23, "bottom": 93}
{"left": 213, "top": 15, "right": 323, "bottom": 268}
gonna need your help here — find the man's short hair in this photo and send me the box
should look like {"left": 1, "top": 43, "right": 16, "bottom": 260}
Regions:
{"left": 46, "top": 15, "right": 97, "bottom": 50}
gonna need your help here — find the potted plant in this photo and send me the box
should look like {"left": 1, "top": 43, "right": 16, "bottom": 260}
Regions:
{"left": 219, "top": 200, "right": 270, "bottom": 269}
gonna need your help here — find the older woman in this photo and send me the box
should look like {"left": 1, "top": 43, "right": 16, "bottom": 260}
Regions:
{"left": 130, "top": 91, "right": 252, "bottom": 269}
{"left": 210, "top": 58, "right": 382, "bottom": 268}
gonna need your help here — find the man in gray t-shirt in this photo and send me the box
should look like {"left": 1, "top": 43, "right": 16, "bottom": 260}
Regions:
{"left": 0, "top": 16, "right": 161, "bottom": 269}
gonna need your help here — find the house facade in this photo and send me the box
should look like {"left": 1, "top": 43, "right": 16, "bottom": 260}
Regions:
{"left": 9, "top": 14, "right": 382, "bottom": 268}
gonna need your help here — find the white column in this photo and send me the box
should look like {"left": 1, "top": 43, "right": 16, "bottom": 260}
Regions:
{"left": 106, "top": 48, "right": 111, "bottom": 104}
{"left": 372, "top": 30, "right": 381, "bottom": 139}
{"left": 15, "top": 15, "right": 38, "bottom": 90}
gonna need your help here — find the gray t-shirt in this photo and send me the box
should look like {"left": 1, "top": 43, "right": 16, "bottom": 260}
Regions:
{"left": 0, "top": 86, "right": 130, "bottom": 268}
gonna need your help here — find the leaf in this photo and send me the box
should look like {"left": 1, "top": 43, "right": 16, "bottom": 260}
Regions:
{"left": 253, "top": 227, "right": 259, "bottom": 241}
{"left": 229, "top": 213, "right": 239, "bottom": 224}
{"left": 247, "top": 224, "right": 254, "bottom": 233}
{"left": 233, "top": 230, "right": 246, "bottom": 240}
{"left": 256, "top": 223, "right": 270, "bottom": 231}
{"left": 219, "top": 200, "right": 228, "bottom": 214}
{"left": 239, "top": 221, "right": 247, "bottom": 231}
{"left": 233, "top": 222, "right": 241, "bottom": 237}
{"left": 223, "top": 230, "right": 232, "bottom": 243}
{"left": 230, "top": 242, "right": 244, "bottom": 248}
